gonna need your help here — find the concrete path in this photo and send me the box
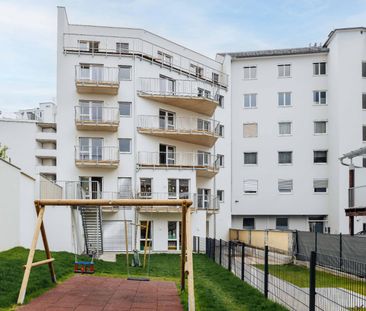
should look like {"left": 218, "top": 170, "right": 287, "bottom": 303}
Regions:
{"left": 18, "top": 275, "right": 183, "bottom": 311}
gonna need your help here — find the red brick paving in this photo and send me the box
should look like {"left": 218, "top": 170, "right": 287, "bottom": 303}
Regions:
{"left": 18, "top": 275, "right": 183, "bottom": 311}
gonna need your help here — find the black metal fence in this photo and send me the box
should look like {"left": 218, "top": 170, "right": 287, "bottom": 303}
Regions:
{"left": 194, "top": 236, "right": 366, "bottom": 311}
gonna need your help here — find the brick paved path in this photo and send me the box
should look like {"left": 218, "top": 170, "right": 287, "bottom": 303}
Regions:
{"left": 18, "top": 275, "right": 183, "bottom": 311}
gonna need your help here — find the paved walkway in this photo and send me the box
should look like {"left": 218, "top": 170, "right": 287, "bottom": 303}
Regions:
{"left": 18, "top": 275, "right": 183, "bottom": 311}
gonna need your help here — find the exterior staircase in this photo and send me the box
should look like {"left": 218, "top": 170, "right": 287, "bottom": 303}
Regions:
{"left": 80, "top": 206, "right": 103, "bottom": 257}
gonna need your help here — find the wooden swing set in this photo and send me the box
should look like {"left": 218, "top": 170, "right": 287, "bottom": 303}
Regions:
{"left": 17, "top": 198, "right": 195, "bottom": 310}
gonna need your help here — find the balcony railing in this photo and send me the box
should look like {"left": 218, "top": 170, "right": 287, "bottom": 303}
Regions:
{"left": 75, "top": 66, "right": 120, "bottom": 94}
{"left": 74, "top": 106, "right": 119, "bottom": 131}
{"left": 74, "top": 146, "right": 119, "bottom": 168}
{"left": 137, "top": 115, "right": 220, "bottom": 147}
{"left": 64, "top": 33, "right": 228, "bottom": 87}
{"left": 349, "top": 186, "right": 366, "bottom": 208}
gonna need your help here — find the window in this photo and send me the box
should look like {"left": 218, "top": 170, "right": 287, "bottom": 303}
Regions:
{"left": 140, "top": 221, "right": 152, "bottom": 251}
{"left": 276, "top": 218, "right": 288, "bottom": 230}
{"left": 140, "top": 178, "right": 152, "bottom": 197}
{"left": 278, "top": 179, "right": 293, "bottom": 193}
{"left": 160, "top": 110, "right": 176, "bottom": 130}
{"left": 159, "top": 144, "right": 175, "bottom": 164}
{"left": 212, "top": 72, "right": 219, "bottom": 84}
{"left": 313, "top": 150, "right": 328, "bottom": 163}
{"left": 118, "top": 102, "right": 131, "bottom": 117}
{"left": 363, "top": 94, "right": 366, "bottom": 109}
{"left": 278, "top": 64, "right": 291, "bottom": 77}
{"left": 243, "top": 123, "right": 258, "bottom": 138}
{"left": 157, "top": 51, "right": 173, "bottom": 64}
{"left": 363, "top": 126, "right": 366, "bottom": 141}
{"left": 218, "top": 125, "right": 224, "bottom": 137}
{"left": 197, "top": 188, "right": 211, "bottom": 208}
{"left": 313, "top": 179, "right": 328, "bottom": 193}
{"left": 279, "top": 122, "right": 292, "bottom": 135}
{"left": 78, "top": 40, "right": 99, "bottom": 52}
{"left": 244, "top": 180, "right": 258, "bottom": 194}
{"left": 167, "top": 221, "right": 181, "bottom": 250}
{"left": 244, "top": 152, "right": 257, "bottom": 165}
{"left": 313, "top": 62, "right": 327, "bottom": 75}
{"left": 244, "top": 66, "right": 257, "bottom": 80}
{"left": 278, "top": 92, "right": 292, "bottom": 107}
{"left": 278, "top": 151, "right": 293, "bottom": 164}
{"left": 217, "top": 190, "right": 224, "bottom": 202}
{"left": 313, "top": 91, "right": 327, "bottom": 105}
{"left": 168, "top": 179, "right": 189, "bottom": 199}
{"left": 79, "top": 137, "right": 103, "bottom": 160}
{"left": 190, "top": 64, "right": 203, "bottom": 78}
{"left": 116, "top": 42, "right": 129, "bottom": 53}
{"left": 314, "top": 121, "right": 327, "bottom": 134}
{"left": 119, "top": 138, "right": 131, "bottom": 153}
{"left": 117, "top": 177, "right": 132, "bottom": 198}
{"left": 160, "top": 75, "right": 175, "bottom": 94}
{"left": 198, "top": 88, "right": 211, "bottom": 99}
{"left": 216, "top": 94, "right": 224, "bottom": 108}
{"left": 244, "top": 94, "right": 257, "bottom": 108}
{"left": 118, "top": 65, "right": 131, "bottom": 80}
{"left": 363, "top": 156, "right": 366, "bottom": 168}
{"left": 243, "top": 218, "right": 255, "bottom": 229}
{"left": 362, "top": 62, "right": 366, "bottom": 78}
{"left": 217, "top": 154, "right": 224, "bottom": 167}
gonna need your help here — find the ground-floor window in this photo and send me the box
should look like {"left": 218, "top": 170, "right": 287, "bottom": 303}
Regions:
{"left": 168, "top": 221, "right": 181, "bottom": 250}
{"left": 140, "top": 221, "right": 152, "bottom": 251}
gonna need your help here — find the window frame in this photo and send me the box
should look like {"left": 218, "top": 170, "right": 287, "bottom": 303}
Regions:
{"left": 244, "top": 93, "right": 257, "bottom": 109}
{"left": 278, "top": 121, "right": 292, "bottom": 136}
{"left": 278, "top": 151, "right": 293, "bottom": 165}
{"left": 276, "top": 217, "right": 289, "bottom": 230}
{"left": 243, "top": 122, "right": 258, "bottom": 138}
{"left": 313, "top": 62, "right": 327, "bottom": 76}
{"left": 243, "top": 66, "right": 257, "bottom": 80}
{"left": 278, "top": 64, "right": 291, "bottom": 78}
{"left": 278, "top": 179, "right": 293, "bottom": 194}
{"left": 217, "top": 154, "right": 224, "bottom": 167}
{"left": 313, "top": 178, "right": 328, "bottom": 194}
{"left": 118, "top": 138, "right": 132, "bottom": 153}
{"left": 243, "top": 217, "right": 255, "bottom": 229}
{"left": 244, "top": 152, "right": 258, "bottom": 165}
{"left": 118, "top": 65, "right": 132, "bottom": 81}
{"left": 314, "top": 120, "right": 328, "bottom": 135}
{"left": 313, "top": 150, "right": 328, "bottom": 164}
{"left": 278, "top": 92, "right": 292, "bottom": 107}
{"left": 118, "top": 101, "right": 132, "bottom": 117}
{"left": 243, "top": 179, "right": 258, "bottom": 194}
{"left": 313, "top": 90, "right": 327, "bottom": 105}
{"left": 217, "top": 190, "right": 224, "bottom": 203}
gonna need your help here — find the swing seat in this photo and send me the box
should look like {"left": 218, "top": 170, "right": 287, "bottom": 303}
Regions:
{"left": 74, "top": 261, "right": 95, "bottom": 274}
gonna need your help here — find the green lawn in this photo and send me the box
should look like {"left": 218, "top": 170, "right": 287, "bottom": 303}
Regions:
{"left": 258, "top": 264, "right": 366, "bottom": 296}
{"left": 0, "top": 247, "right": 286, "bottom": 311}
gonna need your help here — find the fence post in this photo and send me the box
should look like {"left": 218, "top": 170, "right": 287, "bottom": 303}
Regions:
{"left": 193, "top": 236, "right": 196, "bottom": 253}
{"left": 295, "top": 230, "right": 299, "bottom": 256}
{"left": 241, "top": 243, "right": 245, "bottom": 281}
{"left": 198, "top": 236, "right": 200, "bottom": 254}
{"left": 219, "top": 239, "right": 222, "bottom": 266}
{"left": 206, "top": 237, "right": 208, "bottom": 256}
{"left": 314, "top": 231, "right": 318, "bottom": 253}
{"left": 339, "top": 233, "right": 343, "bottom": 270}
{"left": 228, "top": 241, "right": 232, "bottom": 272}
{"left": 212, "top": 238, "right": 216, "bottom": 262}
{"left": 264, "top": 245, "right": 269, "bottom": 299}
{"left": 309, "top": 251, "right": 317, "bottom": 311}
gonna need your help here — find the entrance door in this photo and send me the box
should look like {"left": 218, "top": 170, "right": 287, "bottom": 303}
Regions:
{"left": 79, "top": 137, "right": 103, "bottom": 160}
{"left": 159, "top": 75, "right": 175, "bottom": 95}
{"left": 80, "top": 176, "right": 103, "bottom": 199}
{"left": 159, "top": 144, "right": 176, "bottom": 165}
{"left": 79, "top": 100, "right": 103, "bottom": 122}
{"left": 159, "top": 110, "right": 175, "bottom": 130}
{"left": 80, "top": 64, "right": 104, "bottom": 81}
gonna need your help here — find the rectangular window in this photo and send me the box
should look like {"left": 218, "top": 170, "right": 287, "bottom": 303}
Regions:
{"left": 118, "top": 102, "right": 131, "bottom": 117}
{"left": 243, "top": 123, "right": 258, "bottom": 138}
{"left": 244, "top": 180, "right": 258, "bottom": 194}
{"left": 363, "top": 126, "right": 366, "bottom": 141}
{"left": 313, "top": 179, "right": 328, "bottom": 193}
{"left": 116, "top": 42, "right": 129, "bottom": 53}
{"left": 140, "top": 220, "right": 152, "bottom": 251}
{"left": 276, "top": 217, "right": 288, "bottom": 230}
{"left": 118, "top": 65, "right": 132, "bottom": 80}
{"left": 216, "top": 94, "right": 224, "bottom": 108}
{"left": 197, "top": 188, "right": 211, "bottom": 208}
{"left": 157, "top": 51, "right": 173, "bottom": 64}
{"left": 218, "top": 125, "right": 224, "bottom": 137}
{"left": 79, "top": 137, "right": 103, "bottom": 160}
{"left": 278, "top": 64, "right": 291, "bottom": 77}
{"left": 313, "top": 150, "right": 328, "bottom": 163}
{"left": 217, "top": 190, "right": 224, "bottom": 202}
{"left": 314, "top": 121, "right": 327, "bottom": 134}
{"left": 140, "top": 178, "right": 152, "bottom": 197}
{"left": 212, "top": 72, "right": 219, "bottom": 84}
{"left": 190, "top": 64, "right": 204, "bottom": 78}
{"left": 278, "top": 151, "right": 293, "bottom": 164}
{"left": 278, "top": 179, "right": 293, "bottom": 193}
{"left": 78, "top": 40, "right": 99, "bottom": 52}
{"left": 279, "top": 122, "right": 292, "bottom": 135}
{"left": 168, "top": 221, "right": 178, "bottom": 250}
{"left": 159, "top": 144, "right": 176, "bottom": 164}
{"left": 244, "top": 94, "right": 257, "bottom": 108}
{"left": 244, "top": 152, "right": 257, "bottom": 165}
{"left": 363, "top": 94, "right": 366, "bottom": 109}
{"left": 119, "top": 138, "right": 131, "bottom": 153}
{"left": 243, "top": 218, "right": 255, "bottom": 229}
{"left": 313, "top": 91, "right": 327, "bottom": 105}
{"left": 217, "top": 154, "right": 224, "bottom": 167}
{"left": 244, "top": 66, "right": 257, "bottom": 80}
{"left": 313, "top": 62, "right": 327, "bottom": 75}
{"left": 278, "top": 92, "right": 292, "bottom": 107}
{"left": 363, "top": 157, "right": 366, "bottom": 168}
{"left": 362, "top": 62, "right": 366, "bottom": 78}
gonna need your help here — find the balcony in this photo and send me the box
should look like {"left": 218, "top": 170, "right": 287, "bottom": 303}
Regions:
{"left": 35, "top": 132, "right": 57, "bottom": 143}
{"left": 75, "top": 106, "right": 119, "bottom": 131}
{"left": 75, "top": 65, "right": 119, "bottom": 95}
{"left": 137, "top": 78, "right": 220, "bottom": 116}
{"left": 35, "top": 148, "right": 57, "bottom": 159}
{"left": 137, "top": 116, "right": 220, "bottom": 147}
{"left": 137, "top": 151, "right": 219, "bottom": 178}
{"left": 74, "top": 146, "right": 119, "bottom": 168}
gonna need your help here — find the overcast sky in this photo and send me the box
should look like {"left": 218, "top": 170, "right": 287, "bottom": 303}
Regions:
{"left": 1, "top": 0, "right": 366, "bottom": 112}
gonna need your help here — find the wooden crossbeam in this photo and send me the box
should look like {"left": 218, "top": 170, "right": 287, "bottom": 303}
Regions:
{"left": 23, "top": 258, "right": 55, "bottom": 269}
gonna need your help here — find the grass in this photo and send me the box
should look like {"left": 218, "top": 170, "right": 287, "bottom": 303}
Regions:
{"left": 0, "top": 247, "right": 287, "bottom": 311}
{"left": 257, "top": 263, "right": 366, "bottom": 296}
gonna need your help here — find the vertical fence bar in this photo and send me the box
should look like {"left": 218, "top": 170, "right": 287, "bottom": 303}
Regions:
{"left": 339, "top": 233, "right": 342, "bottom": 270}
{"left": 205, "top": 237, "right": 208, "bottom": 256}
{"left": 241, "top": 243, "right": 245, "bottom": 281}
{"left": 264, "top": 245, "right": 269, "bottom": 299}
{"left": 314, "top": 231, "right": 318, "bottom": 253}
{"left": 219, "top": 239, "right": 222, "bottom": 266}
{"left": 213, "top": 238, "right": 216, "bottom": 262}
{"left": 198, "top": 236, "right": 200, "bottom": 254}
{"left": 228, "top": 241, "right": 232, "bottom": 272}
{"left": 193, "top": 236, "right": 196, "bottom": 253}
{"left": 309, "top": 251, "right": 317, "bottom": 311}
{"left": 295, "top": 230, "right": 299, "bottom": 256}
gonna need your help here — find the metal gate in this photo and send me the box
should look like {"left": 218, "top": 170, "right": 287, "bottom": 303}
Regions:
{"left": 102, "top": 220, "right": 133, "bottom": 252}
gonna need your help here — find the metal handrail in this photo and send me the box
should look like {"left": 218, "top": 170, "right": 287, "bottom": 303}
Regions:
{"left": 64, "top": 33, "right": 228, "bottom": 87}
{"left": 75, "top": 65, "right": 120, "bottom": 85}
{"left": 137, "top": 115, "right": 220, "bottom": 135}
{"left": 74, "top": 145, "right": 119, "bottom": 163}
{"left": 74, "top": 105, "right": 119, "bottom": 125}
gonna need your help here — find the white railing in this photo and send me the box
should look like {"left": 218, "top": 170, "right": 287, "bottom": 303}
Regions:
{"left": 64, "top": 33, "right": 228, "bottom": 87}
{"left": 137, "top": 151, "right": 219, "bottom": 169}
{"left": 75, "top": 65, "right": 119, "bottom": 85}
{"left": 349, "top": 186, "right": 366, "bottom": 208}
{"left": 75, "top": 106, "right": 119, "bottom": 125}
{"left": 137, "top": 78, "right": 220, "bottom": 101}
{"left": 74, "top": 146, "right": 119, "bottom": 164}
{"left": 137, "top": 115, "right": 220, "bottom": 135}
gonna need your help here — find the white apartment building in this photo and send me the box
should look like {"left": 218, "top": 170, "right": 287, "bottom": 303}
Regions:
{"left": 223, "top": 27, "right": 366, "bottom": 234}
{"left": 0, "top": 102, "right": 57, "bottom": 180}
{"left": 56, "top": 7, "right": 231, "bottom": 253}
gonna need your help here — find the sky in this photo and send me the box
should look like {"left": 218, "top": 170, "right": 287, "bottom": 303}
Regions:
{"left": 0, "top": 0, "right": 366, "bottom": 113}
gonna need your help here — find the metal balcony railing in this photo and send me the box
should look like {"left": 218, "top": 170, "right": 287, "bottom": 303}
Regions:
{"left": 137, "top": 78, "right": 220, "bottom": 101}
{"left": 348, "top": 186, "right": 366, "bottom": 208}
{"left": 74, "top": 146, "right": 119, "bottom": 165}
{"left": 75, "top": 65, "right": 120, "bottom": 86}
{"left": 75, "top": 106, "right": 119, "bottom": 126}
{"left": 137, "top": 151, "right": 219, "bottom": 170}
{"left": 137, "top": 115, "right": 220, "bottom": 136}
{"left": 64, "top": 33, "right": 228, "bottom": 87}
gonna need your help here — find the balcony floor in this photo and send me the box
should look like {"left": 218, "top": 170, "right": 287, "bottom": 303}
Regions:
{"left": 76, "top": 81, "right": 119, "bottom": 95}
{"left": 75, "top": 160, "right": 119, "bottom": 169}
{"left": 76, "top": 121, "right": 119, "bottom": 132}
{"left": 137, "top": 163, "right": 218, "bottom": 178}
